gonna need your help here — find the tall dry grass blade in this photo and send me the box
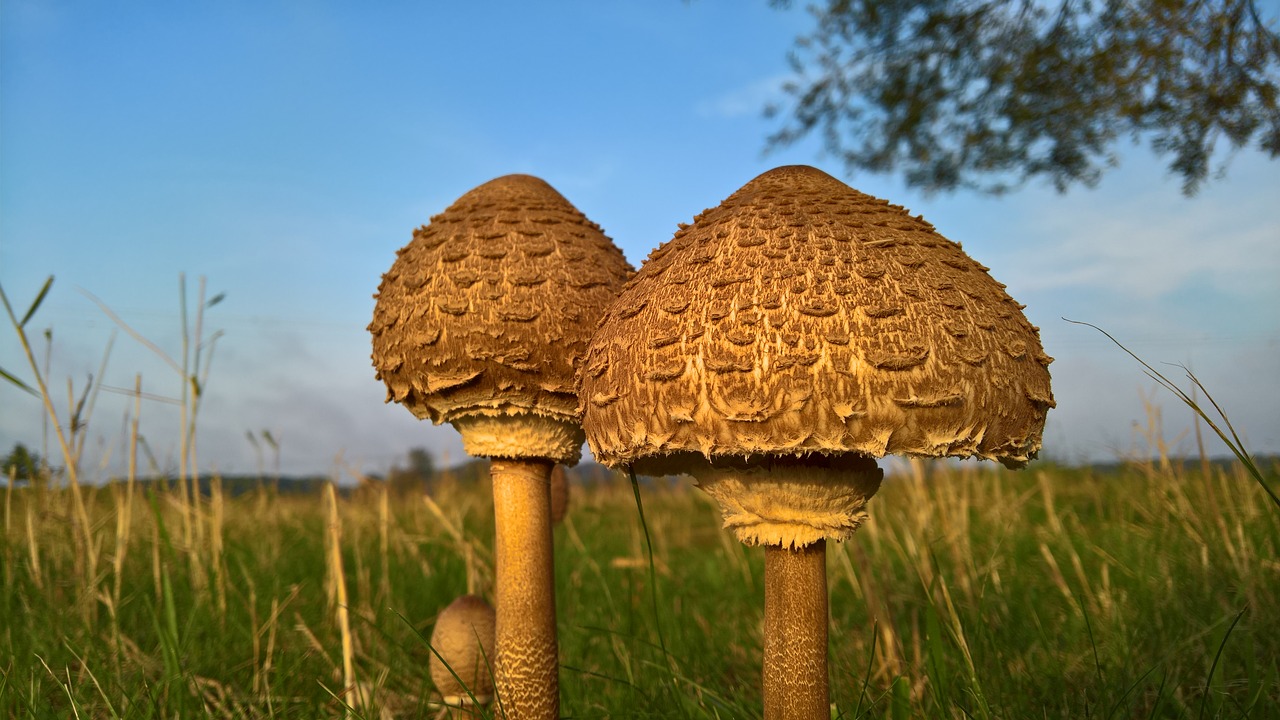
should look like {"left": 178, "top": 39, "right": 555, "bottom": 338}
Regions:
{"left": 1065, "top": 319, "right": 1278, "bottom": 510}
{"left": 64, "top": 644, "right": 122, "bottom": 720}
{"left": 921, "top": 552, "right": 991, "bottom": 719}
{"left": 844, "top": 541, "right": 905, "bottom": 680}
{"left": 41, "top": 328, "right": 53, "bottom": 465}
{"left": 351, "top": 521, "right": 372, "bottom": 619}
{"left": 181, "top": 278, "right": 206, "bottom": 585}
{"left": 26, "top": 501, "right": 43, "bottom": 590}
{"left": 1, "top": 278, "right": 97, "bottom": 593}
{"left": 1188, "top": 383, "right": 1224, "bottom": 522}
{"left": 82, "top": 278, "right": 226, "bottom": 585}
{"left": 150, "top": 501, "right": 163, "bottom": 601}
{"left": 1038, "top": 542, "right": 1076, "bottom": 611}
{"left": 111, "top": 484, "right": 131, "bottom": 623}
{"left": 325, "top": 481, "right": 357, "bottom": 715}
{"left": 422, "top": 491, "right": 465, "bottom": 546}
{"left": 1192, "top": 384, "right": 1211, "bottom": 478}
{"left": 79, "top": 282, "right": 196, "bottom": 576}
{"left": 211, "top": 473, "right": 227, "bottom": 618}
{"left": 5, "top": 466, "right": 13, "bottom": 536}
{"left": 112, "top": 374, "right": 142, "bottom": 613}
{"left": 262, "top": 596, "right": 280, "bottom": 716}
{"left": 263, "top": 430, "right": 280, "bottom": 487}
{"left": 246, "top": 431, "right": 263, "bottom": 480}
{"left": 70, "top": 330, "right": 116, "bottom": 470}
{"left": 244, "top": 572, "right": 261, "bottom": 695}
{"left": 77, "top": 288, "right": 183, "bottom": 375}
{"left": 252, "top": 582, "right": 299, "bottom": 703}
{"left": 184, "top": 278, "right": 224, "bottom": 579}
{"left": 379, "top": 482, "right": 391, "bottom": 604}
{"left": 35, "top": 655, "right": 85, "bottom": 720}
{"left": 177, "top": 275, "right": 203, "bottom": 568}
{"left": 420, "top": 487, "right": 490, "bottom": 588}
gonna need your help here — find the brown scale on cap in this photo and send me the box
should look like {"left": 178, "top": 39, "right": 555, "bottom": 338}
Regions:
{"left": 581, "top": 164, "right": 1054, "bottom": 483}
{"left": 370, "top": 174, "right": 633, "bottom": 463}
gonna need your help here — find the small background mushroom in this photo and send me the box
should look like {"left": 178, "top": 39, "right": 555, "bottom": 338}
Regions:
{"left": 580, "top": 165, "right": 1053, "bottom": 719}
{"left": 549, "top": 464, "right": 570, "bottom": 525}
{"left": 429, "top": 594, "right": 497, "bottom": 716}
{"left": 370, "top": 174, "right": 632, "bottom": 719}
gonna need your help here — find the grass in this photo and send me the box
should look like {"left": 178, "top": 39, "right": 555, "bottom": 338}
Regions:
{"left": 2, "top": 277, "right": 1277, "bottom": 717}
{"left": 2, "top": 456, "right": 1277, "bottom": 718}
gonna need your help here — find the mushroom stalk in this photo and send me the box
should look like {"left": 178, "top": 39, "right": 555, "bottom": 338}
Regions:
{"left": 763, "top": 540, "right": 829, "bottom": 720}
{"left": 491, "top": 458, "right": 559, "bottom": 719}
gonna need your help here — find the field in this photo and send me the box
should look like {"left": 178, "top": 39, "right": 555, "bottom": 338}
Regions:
{"left": 2, "top": 453, "right": 1277, "bottom": 718}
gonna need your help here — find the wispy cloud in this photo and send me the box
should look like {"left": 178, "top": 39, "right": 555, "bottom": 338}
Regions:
{"left": 1004, "top": 171, "right": 1279, "bottom": 302}
{"left": 695, "top": 73, "right": 794, "bottom": 119}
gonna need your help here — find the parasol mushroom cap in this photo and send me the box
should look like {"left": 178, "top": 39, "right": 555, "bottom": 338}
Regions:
{"left": 581, "top": 164, "right": 1053, "bottom": 473}
{"left": 579, "top": 165, "right": 1053, "bottom": 545}
{"left": 370, "top": 174, "right": 633, "bottom": 464}
{"left": 429, "top": 594, "right": 497, "bottom": 707}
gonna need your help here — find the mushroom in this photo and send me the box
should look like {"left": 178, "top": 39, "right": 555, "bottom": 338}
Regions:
{"left": 429, "top": 594, "right": 497, "bottom": 714}
{"left": 579, "top": 165, "right": 1053, "bottom": 719}
{"left": 370, "top": 174, "right": 632, "bottom": 719}
{"left": 549, "top": 464, "right": 570, "bottom": 525}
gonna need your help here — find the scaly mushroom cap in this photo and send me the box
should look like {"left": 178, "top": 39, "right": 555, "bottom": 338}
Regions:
{"left": 370, "top": 174, "right": 633, "bottom": 463}
{"left": 429, "top": 594, "right": 497, "bottom": 706}
{"left": 580, "top": 165, "right": 1054, "bottom": 476}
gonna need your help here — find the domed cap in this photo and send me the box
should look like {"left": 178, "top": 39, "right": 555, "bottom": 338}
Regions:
{"left": 429, "top": 594, "right": 497, "bottom": 706}
{"left": 370, "top": 175, "right": 633, "bottom": 461}
{"left": 580, "top": 165, "right": 1054, "bottom": 475}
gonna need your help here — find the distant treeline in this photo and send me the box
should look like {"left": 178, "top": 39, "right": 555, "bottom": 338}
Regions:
{"left": 1072, "top": 454, "right": 1279, "bottom": 478}
{"left": 99, "top": 459, "right": 632, "bottom": 499}
{"left": 65, "top": 454, "right": 1280, "bottom": 499}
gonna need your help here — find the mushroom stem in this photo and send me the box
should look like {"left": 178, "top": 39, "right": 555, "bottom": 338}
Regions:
{"left": 763, "top": 540, "right": 829, "bottom": 720}
{"left": 490, "top": 458, "right": 559, "bottom": 719}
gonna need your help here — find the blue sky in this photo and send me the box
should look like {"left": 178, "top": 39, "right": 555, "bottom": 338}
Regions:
{"left": 2, "top": 1, "right": 1277, "bottom": 478}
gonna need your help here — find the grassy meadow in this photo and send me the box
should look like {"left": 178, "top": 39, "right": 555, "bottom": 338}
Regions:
{"left": 2, "top": 452, "right": 1277, "bottom": 718}
{"left": 2, "top": 278, "right": 1277, "bottom": 717}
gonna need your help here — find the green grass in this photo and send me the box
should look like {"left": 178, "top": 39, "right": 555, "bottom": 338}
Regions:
{"left": 3, "top": 276, "right": 1277, "bottom": 716}
{"left": 2, "top": 458, "right": 1277, "bottom": 718}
